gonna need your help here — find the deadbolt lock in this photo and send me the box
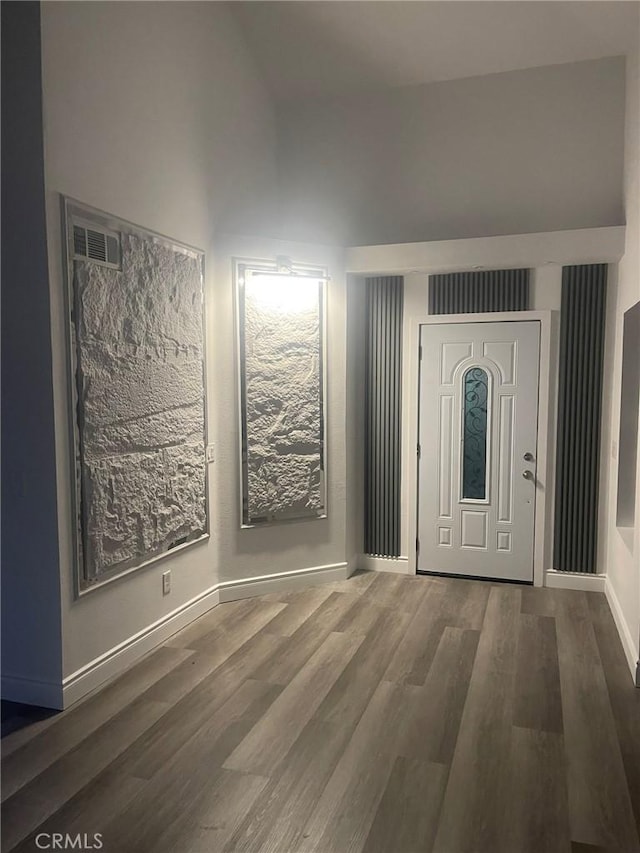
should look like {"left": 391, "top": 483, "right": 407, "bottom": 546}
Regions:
{"left": 523, "top": 452, "right": 534, "bottom": 462}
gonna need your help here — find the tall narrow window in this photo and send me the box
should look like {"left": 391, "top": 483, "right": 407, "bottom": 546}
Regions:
{"left": 462, "top": 368, "right": 489, "bottom": 500}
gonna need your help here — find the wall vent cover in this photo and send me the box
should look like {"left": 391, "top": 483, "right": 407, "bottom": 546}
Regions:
{"left": 73, "top": 222, "right": 121, "bottom": 269}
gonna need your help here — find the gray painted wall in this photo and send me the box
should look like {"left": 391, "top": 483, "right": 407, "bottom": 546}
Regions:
{"left": 345, "top": 275, "right": 366, "bottom": 573}
{"left": 40, "top": 1, "right": 349, "bottom": 691}
{"left": 277, "top": 58, "right": 626, "bottom": 246}
{"left": 1, "top": 2, "right": 63, "bottom": 697}
{"left": 40, "top": 1, "right": 283, "bottom": 681}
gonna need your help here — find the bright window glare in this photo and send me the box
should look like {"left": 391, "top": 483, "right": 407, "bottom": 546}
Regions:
{"left": 245, "top": 273, "right": 320, "bottom": 313}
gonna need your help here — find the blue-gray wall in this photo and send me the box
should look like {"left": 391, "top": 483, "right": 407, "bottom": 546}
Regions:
{"left": 1, "top": 1, "right": 63, "bottom": 700}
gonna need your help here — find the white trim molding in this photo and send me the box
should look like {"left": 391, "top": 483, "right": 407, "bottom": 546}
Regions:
{"left": 605, "top": 576, "right": 640, "bottom": 686}
{"left": 345, "top": 227, "right": 626, "bottom": 275}
{"left": 359, "top": 555, "right": 410, "bottom": 575}
{"left": 217, "top": 562, "right": 350, "bottom": 602}
{"left": 58, "top": 561, "right": 349, "bottom": 709}
{"left": 544, "top": 569, "right": 607, "bottom": 592}
{"left": 61, "top": 584, "right": 222, "bottom": 709}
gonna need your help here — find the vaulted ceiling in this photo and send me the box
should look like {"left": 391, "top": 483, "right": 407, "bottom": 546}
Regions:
{"left": 229, "top": 1, "right": 639, "bottom": 101}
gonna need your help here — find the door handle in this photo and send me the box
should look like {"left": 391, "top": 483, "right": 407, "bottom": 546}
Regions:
{"left": 522, "top": 469, "right": 534, "bottom": 480}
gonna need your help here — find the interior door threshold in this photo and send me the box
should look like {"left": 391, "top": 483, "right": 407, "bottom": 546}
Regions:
{"left": 416, "top": 570, "right": 533, "bottom": 586}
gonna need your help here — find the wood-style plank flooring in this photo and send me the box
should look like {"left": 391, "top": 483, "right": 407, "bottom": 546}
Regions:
{"left": 2, "top": 572, "right": 639, "bottom": 853}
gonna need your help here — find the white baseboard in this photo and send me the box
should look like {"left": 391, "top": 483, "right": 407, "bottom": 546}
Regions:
{"left": 359, "top": 555, "right": 411, "bottom": 575}
{"left": 605, "top": 576, "right": 640, "bottom": 686}
{"left": 217, "top": 562, "right": 349, "bottom": 602}
{"left": 61, "top": 585, "right": 222, "bottom": 709}
{"left": 1, "top": 674, "right": 64, "bottom": 710}
{"left": 544, "top": 570, "right": 607, "bottom": 592}
{"left": 59, "top": 561, "right": 349, "bottom": 709}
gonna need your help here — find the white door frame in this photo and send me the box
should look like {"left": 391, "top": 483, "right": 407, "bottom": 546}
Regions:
{"left": 407, "top": 310, "right": 552, "bottom": 587}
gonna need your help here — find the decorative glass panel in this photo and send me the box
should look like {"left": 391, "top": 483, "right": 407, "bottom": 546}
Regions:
{"left": 462, "top": 367, "right": 489, "bottom": 500}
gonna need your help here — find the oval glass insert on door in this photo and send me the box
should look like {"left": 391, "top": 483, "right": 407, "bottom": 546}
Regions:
{"left": 462, "top": 367, "right": 489, "bottom": 500}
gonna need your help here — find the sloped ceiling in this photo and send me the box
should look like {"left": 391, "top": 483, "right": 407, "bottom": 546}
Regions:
{"left": 229, "top": 0, "right": 639, "bottom": 101}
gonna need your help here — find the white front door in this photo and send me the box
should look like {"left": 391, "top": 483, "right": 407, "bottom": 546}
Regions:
{"left": 417, "top": 320, "right": 540, "bottom": 582}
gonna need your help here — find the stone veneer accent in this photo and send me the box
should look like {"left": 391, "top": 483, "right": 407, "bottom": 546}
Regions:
{"left": 73, "top": 230, "right": 206, "bottom": 581}
{"left": 243, "top": 279, "right": 323, "bottom": 523}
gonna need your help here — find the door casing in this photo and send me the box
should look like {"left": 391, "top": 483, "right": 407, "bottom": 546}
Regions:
{"left": 407, "top": 311, "right": 552, "bottom": 587}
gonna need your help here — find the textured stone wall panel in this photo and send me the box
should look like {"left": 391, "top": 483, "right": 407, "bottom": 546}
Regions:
{"left": 75, "top": 235, "right": 203, "bottom": 353}
{"left": 82, "top": 445, "right": 206, "bottom": 575}
{"left": 79, "top": 344, "right": 204, "bottom": 427}
{"left": 247, "top": 455, "right": 322, "bottom": 518}
{"left": 72, "top": 225, "right": 207, "bottom": 582}
{"left": 242, "top": 280, "right": 324, "bottom": 522}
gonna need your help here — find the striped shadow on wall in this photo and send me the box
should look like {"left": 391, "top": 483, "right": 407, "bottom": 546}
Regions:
{"left": 364, "top": 276, "right": 403, "bottom": 558}
{"left": 429, "top": 269, "right": 530, "bottom": 314}
{"left": 554, "top": 264, "right": 608, "bottom": 573}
